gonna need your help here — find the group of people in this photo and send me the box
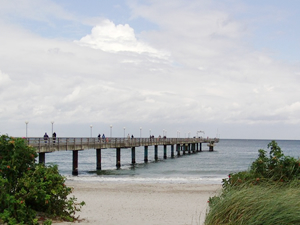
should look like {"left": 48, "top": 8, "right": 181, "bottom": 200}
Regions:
{"left": 98, "top": 134, "right": 106, "bottom": 141}
{"left": 43, "top": 132, "right": 56, "bottom": 143}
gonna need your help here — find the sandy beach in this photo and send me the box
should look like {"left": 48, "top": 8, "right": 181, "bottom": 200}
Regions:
{"left": 54, "top": 181, "right": 221, "bottom": 225}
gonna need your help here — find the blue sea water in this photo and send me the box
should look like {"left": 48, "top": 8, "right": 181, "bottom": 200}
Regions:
{"left": 43, "top": 139, "right": 300, "bottom": 184}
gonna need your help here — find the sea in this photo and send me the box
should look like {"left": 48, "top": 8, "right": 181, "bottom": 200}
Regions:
{"left": 43, "top": 139, "right": 300, "bottom": 184}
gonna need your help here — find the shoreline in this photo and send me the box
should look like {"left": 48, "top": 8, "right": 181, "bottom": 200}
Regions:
{"left": 54, "top": 181, "right": 221, "bottom": 225}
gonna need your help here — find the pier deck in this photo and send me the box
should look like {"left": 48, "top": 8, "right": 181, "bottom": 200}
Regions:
{"left": 25, "top": 137, "right": 219, "bottom": 175}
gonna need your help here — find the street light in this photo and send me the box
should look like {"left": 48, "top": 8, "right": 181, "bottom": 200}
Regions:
{"left": 51, "top": 121, "right": 54, "bottom": 135}
{"left": 90, "top": 125, "right": 93, "bottom": 137}
{"left": 140, "top": 127, "right": 142, "bottom": 138}
{"left": 110, "top": 125, "right": 112, "bottom": 138}
{"left": 25, "top": 121, "right": 28, "bottom": 137}
{"left": 123, "top": 127, "right": 126, "bottom": 138}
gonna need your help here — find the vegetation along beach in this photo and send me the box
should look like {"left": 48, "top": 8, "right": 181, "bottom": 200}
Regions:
{"left": 2, "top": 137, "right": 300, "bottom": 224}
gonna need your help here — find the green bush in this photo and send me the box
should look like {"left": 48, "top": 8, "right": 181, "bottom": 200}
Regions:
{"left": 205, "top": 141, "right": 300, "bottom": 225}
{"left": 0, "top": 135, "right": 85, "bottom": 225}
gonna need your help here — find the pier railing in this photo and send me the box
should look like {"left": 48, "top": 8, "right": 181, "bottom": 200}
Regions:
{"left": 25, "top": 137, "right": 219, "bottom": 153}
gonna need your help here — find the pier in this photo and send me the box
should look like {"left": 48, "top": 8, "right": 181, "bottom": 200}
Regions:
{"left": 25, "top": 137, "right": 219, "bottom": 175}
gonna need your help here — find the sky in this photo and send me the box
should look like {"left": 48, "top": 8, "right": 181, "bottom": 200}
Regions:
{"left": 0, "top": 0, "right": 300, "bottom": 140}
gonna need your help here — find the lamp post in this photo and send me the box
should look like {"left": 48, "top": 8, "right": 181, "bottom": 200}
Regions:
{"left": 110, "top": 125, "right": 112, "bottom": 138}
{"left": 25, "top": 121, "right": 28, "bottom": 137}
{"left": 123, "top": 127, "right": 126, "bottom": 138}
{"left": 140, "top": 127, "right": 142, "bottom": 138}
{"left": 90, "top": 125, "right": 93, "bottom": 137}
{"left": 51, "top": 121, "right": 54, "bottom": 135}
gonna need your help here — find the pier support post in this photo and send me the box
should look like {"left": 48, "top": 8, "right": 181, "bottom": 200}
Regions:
{"left": 176, "top": 144, "right": 181, "bottom": 156}
{"left": 144, "top": 146, "right": 148, "bottom": 163}
{"left": 154, "top": 145, "right": 158, "bottom": 161}
{"left": 182, "top": 145, "right": 186, "bottom": 155}
{"left": 192, "top": 143, "right": 196, "bottom": 153}
{"left": 196, "top": 143, "right": 199, "bottom": 151}
{"left": 200, "top": 143, "right": 202, "bottom": 152}
{"left": 116, "top": 148, "right": 121, "bottom": 169}
{"left": 96, "top": 148, "right": 101, "bottom": 170}
{"left": 209, "top": 143, "right": 214, "bottom": 151}
{"left": 163, "top": 145, "right": 167, "bottom": 159}
{"left": 39, "top": 152, "right": 45, "bottom": 165}
{"left": 171, "top": 145, "right": 174, "bottom": 158}
{"left": 72, "top": 150, "right": 78, "bottom": 176}
{"left": 131, "top": 147, "right": 136, "bottom": 164}
{"left": 188, "top": 144, "right": 191, "bottom": 154}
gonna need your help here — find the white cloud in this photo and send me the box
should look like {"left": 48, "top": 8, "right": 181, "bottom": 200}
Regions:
{"left": 0, "top": 70, "right": 11, "bottom": 87}
{"left": 0, "top": 1, "right": 300, "bottom": 139}
{"left": 76, "top": 19, "right": 169, "bottom": 59}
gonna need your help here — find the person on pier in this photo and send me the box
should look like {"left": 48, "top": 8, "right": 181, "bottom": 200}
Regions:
{"left": 52, "top": 132, "right": 56, "bottom": 144}
{"left": 44, "top": 132, "right": 49, "bottom": 143}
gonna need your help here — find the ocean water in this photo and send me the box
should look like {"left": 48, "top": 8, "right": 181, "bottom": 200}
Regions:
{"left": 43, "top": 139, "right": 300, "bottom": 184}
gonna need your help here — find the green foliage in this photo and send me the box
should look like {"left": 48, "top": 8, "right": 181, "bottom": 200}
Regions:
{"left": 206, "top": 184, "right": 300, "bottom": 225}
{"left": 205, "top": 141, "right": 300, "bottom": 225}
{"left": 0, "top": 135, "right": 85, "bottom": 225}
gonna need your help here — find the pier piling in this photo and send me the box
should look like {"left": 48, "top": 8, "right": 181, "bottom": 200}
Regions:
{"left": 72, "top": 150, "right": 78, "bottom": 176}
{"left": 131, "top": 147, "right": 136, "bottom": 164}
{"left": 116, "top": 148, "right": 121, "bottom": 169}
{"left": 144, "top": 146, "right": 148, "bottom": 163}
{"left": 39, "top": 152, "right": 45, "bottom": 164}
{"left": 96, "top": 148, "right": 101, "bottom": 170}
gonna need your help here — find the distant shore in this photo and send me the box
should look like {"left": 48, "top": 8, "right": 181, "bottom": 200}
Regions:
{"left": 54, "top": 181, "right": 221, "bottom": 225}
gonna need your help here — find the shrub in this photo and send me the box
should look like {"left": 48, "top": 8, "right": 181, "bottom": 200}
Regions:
{"left": 0, "top": 135, "right": 85, "bottom": 225}
{"left": 205, "top": 141, "right": 300, "bottom": 225}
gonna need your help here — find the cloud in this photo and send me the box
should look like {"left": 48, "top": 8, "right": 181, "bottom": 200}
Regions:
{"left": 0, "top": 70, "right": 11, "bottom": 87}
{"left": 0, "top": 0, "right": 300, "bottom": 139}
{"left": 76, "top": 19, "right": 169, "bottom": 59}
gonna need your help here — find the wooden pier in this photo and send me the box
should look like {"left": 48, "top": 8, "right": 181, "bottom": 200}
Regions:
{"left": 25, "top": 137, "right": 219, "bottom": 175}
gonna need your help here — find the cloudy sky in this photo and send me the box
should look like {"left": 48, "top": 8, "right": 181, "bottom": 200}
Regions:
{"left": 0, "top": 0, "right": 300, "bottom": 139}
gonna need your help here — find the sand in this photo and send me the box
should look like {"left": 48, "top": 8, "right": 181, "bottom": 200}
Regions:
{"left": 54, "top": 181, "right": 221, "bottom": 225}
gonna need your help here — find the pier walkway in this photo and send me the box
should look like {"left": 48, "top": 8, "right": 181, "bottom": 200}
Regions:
{"left": 25, "top": 137, "right": 219, "bottom": 175}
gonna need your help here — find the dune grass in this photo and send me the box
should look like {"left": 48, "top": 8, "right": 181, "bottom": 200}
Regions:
{"left": 205, "top": 182, "right": 300, "bottom": 225}
{"left": 205, "top": 141, "right": 300, "bottom": 225}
